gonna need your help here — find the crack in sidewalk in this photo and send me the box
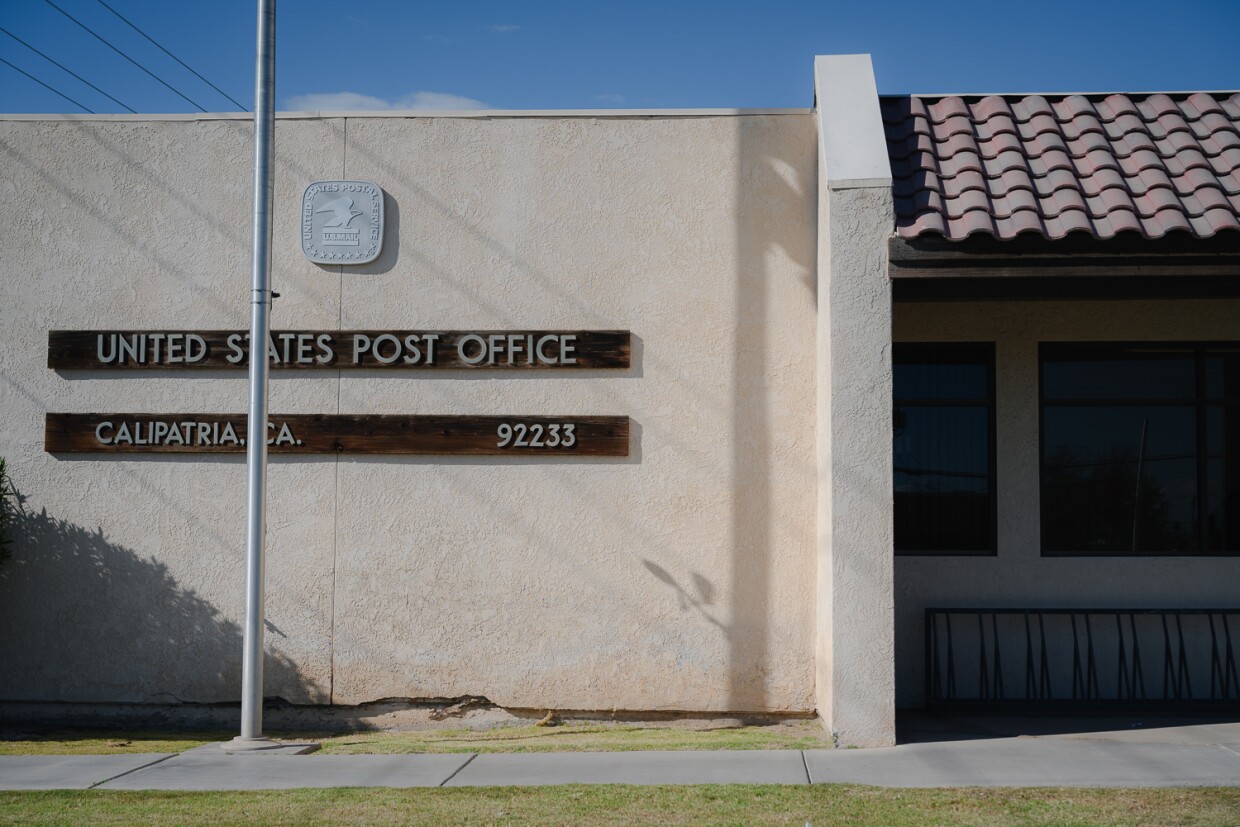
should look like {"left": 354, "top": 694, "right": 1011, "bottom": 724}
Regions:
{"left": 438, "top": 753, "right": 478, "bottom": 787}
{"left": 88, "top": 753, "right": 178, "bottom": 789}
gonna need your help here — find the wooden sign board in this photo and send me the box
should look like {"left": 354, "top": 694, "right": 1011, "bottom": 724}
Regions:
{"left": 46, "top": 413, "right": 630, "bottom": 456}
{"left": 48, "top": 330, "right": 630, "bottom": 370}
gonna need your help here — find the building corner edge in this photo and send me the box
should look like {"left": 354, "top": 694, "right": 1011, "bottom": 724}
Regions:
{"left": 813, "top": 53, "right": 897, "bottom": 748}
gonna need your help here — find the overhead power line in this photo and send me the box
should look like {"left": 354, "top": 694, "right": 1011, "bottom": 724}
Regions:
{"left": 0, "top": 56, "right": 94, "bottom": 113}
{"left": 94, "top": 0, "right": 248, "bottom": 111}
{"left": 0, "top": 25, "right": 136, "bottom": 113}
{"left": 43, "top": 0, "right": 207, "bottom": 112}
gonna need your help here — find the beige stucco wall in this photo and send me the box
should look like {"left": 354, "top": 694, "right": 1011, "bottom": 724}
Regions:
{"left": 894, "top": 298, "right": 1240, "bottom": 707}
{"left": 815, "top": 187, "right": 895, "bottom": 746}
{"left": 0, "top": 112, "right": 819, "bottom": 712}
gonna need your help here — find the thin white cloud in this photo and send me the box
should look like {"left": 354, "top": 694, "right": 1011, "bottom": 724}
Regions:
{"left": 402, "top": 91, "right": 489, "bottom": 110}
{"left": 488, "top": 24, "right": 520, "bottom": 33}
{"left": 422, "top": 34, "right": 461, "bottom": 44}
{"left": 285, "top": 91, "right": 489, "bottom": 111}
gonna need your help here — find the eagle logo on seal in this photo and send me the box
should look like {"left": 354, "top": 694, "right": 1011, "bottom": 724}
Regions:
{"left": 315, "top": 197, "right": 363, "bottom": 228}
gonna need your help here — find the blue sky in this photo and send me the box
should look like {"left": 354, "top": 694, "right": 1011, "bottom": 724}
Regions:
{"left": 2, "top": 0, "right": 1238, "bottom": 114}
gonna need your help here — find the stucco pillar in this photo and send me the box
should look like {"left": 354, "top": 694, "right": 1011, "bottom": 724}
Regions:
{"left": 813, "top": 55, "right": 896, "bottom": 746}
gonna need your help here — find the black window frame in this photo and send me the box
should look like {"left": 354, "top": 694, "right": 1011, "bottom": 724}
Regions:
{"left": 1038, "top": 341, "right": 1240, "bottom": 558}
{"left": 893, "top": 341, "right": 998, "bottom": 557}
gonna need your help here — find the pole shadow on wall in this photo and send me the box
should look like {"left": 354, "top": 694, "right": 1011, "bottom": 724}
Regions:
{"left": 0, "top": 490, "right": 320, "bottom": 714}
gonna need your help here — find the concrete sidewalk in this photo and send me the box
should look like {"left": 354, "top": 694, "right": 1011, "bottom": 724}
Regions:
{"left": 2, "top": 719, "right": 1238, "bottom": 791}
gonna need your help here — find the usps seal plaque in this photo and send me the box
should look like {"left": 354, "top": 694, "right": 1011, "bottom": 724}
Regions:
{"left": 301, "top": 180, "right": 384, "bottom": 265}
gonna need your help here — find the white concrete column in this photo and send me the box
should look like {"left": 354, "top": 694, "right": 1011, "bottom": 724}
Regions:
{"left": 813, "top": 54, "right": 895, "bottom": 746}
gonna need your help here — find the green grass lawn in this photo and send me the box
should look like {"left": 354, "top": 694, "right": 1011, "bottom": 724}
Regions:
{"left": 0, "top": 721, "right": 833, "bottom": 756}
{"left": 315, "top": 721, "right": 834, "bottom": 754}
{"left": 2, "top": 785, "right": 1238, "bottom": 826}
{"left": 0, "top": 730, "right": 223, "bottom": 756}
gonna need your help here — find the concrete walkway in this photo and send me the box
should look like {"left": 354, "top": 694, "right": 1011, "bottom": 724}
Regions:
{"left": 2, "top": 719, "right": 1238, "bottom": 790}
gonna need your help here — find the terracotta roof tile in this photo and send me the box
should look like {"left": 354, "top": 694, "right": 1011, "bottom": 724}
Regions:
{"left": 1094, "top": 96, "right": 1133, "bottom": 121}
{"left": 1179, "top": 166, "right": 1228, "bottom": 196}
{"left": 994, "top": 187, "right": 1040, "bottom": 217}
{"left": 1093, "top": 187, "right": 1138, "bottom": 215}
{"left": 929, "top": 97, "right": 970, "bottom": 122}
{"left": 1185, "top": 187, "right": 1235, "bottom": 215}
{"left": 883, "top": 92, "right": 1240, "bottom": 240}
{"left": 1071, "top": 130, "right": 1112, "bottom": 155}
{"left": 1139, "top": 94, "right": 1181, "bottom": 120}
{"left": 1031, "top": 168, "right": 1074, "bottom": 198}
{"left": 1104, "top": 209, "right": 1146, "bottom": 235}
{"left": 937, "top": 113, "right": 974, "bottom": 138}
{"left": 950, "top": 209, "right": 998, "bottom": 237}
{"left": 1162, "top": 128, "right": 1200, "bottom": 153}
{"left": 1128, "top": 166, "right": 1175, "bottom": 197}
{"left": 1155, "top": 211, "right": 1194, "bottom": 234}
{"left": 1181, "top": 93, "right": 1221, "bottom": 119}
{"left": 969, "top": 96, "right": 1015, "bottom": 121}
{"left": 1114, "top": 131, "right": 1158, "bottom": 157}
{"left": 1216, "top": 146, "right": 1240, "bottom": 174}
{"left": 1192, "top": 111, "right": 1233, "bottom": 138}
{"left": 981, "top": 130, "right": 1024, "bottom": 158}
{"left": 1053, "top": 95, "right": 1095, "bottom": 120}
{"left": 1060, "top": 113, "right": 1105, "bottom": 141}
{"left": 1103, "top": 112, "right": 1149, "bottom": 140}
{"left": 974, "top": 113, "right": 1018, "bottom": 141}
{"left": 1202, "top": 130, "right": 1240, "bottom": 154}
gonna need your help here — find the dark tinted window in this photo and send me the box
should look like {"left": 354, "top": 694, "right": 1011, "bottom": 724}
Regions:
{"left": 894, "top": 358, "right": 989, "bottom": 401}
{"left": 1041, "top": 344, "right": 1240, "bottom": 555}
{"left": 894, "top": 344, "right": 996, "bottom": 555}
{"left": 1205, "top": 348, "right": 1240, "bottom": 401}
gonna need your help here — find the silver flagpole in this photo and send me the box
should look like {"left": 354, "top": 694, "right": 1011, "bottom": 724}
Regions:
{"left": 229, "top": 0, "right": 278, "bottom": 751}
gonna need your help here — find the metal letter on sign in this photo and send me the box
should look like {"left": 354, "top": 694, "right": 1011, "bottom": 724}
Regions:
{"left": 301, "top": 180, "right": 384, "bottom": 265}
